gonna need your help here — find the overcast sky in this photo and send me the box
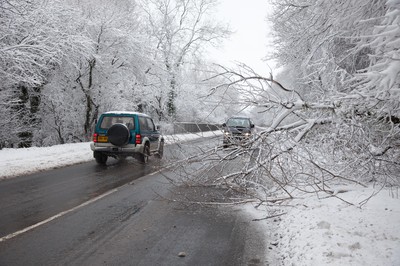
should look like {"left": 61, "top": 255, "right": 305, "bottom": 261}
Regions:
{"left": 211, "top": 0, "right": 274, "bottom": 75}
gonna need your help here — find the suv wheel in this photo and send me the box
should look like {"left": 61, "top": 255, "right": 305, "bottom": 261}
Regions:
{"left": 108, "top": 123, "right": 130, "bottom": 146}
{"left": 94, "top": 151, "right": 108, "bottom": 165}
{"left": 155, "top": 140, "right": 164, "bottom": 159}
{"left": 138, "top": 143, "right": 150, "bottom": 163}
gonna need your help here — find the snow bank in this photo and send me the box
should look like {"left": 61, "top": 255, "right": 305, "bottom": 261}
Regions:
{"left": 0, "top": 142, "right": 93, "bottom": 179}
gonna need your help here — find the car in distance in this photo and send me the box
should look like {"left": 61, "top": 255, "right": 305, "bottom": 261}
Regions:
{"left": 222, "top": 116, "right": 255, "bottom": 148}
{"left": 90, "top": 111, "right": 164, "bottom": 164}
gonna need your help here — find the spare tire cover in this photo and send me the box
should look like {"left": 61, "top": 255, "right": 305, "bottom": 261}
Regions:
{"left": 108, "top": 123, "right": 130, "bottom": 146}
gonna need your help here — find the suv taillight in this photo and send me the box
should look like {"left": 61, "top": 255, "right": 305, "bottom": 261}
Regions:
{"left": 135, "top": 134, "right": 141, "bottom": 144}
{"left": 93, "top": 133, "right": 98, "bottom": 142}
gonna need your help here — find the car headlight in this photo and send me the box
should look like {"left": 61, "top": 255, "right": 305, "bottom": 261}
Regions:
{"left": 224, "top": 131, "right": 231, "bottom": 136}
{"left": 244, "top": 132, "right": 251, "bottom": 137}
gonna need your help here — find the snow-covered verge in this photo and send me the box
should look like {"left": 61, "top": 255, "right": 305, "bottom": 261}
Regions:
{"left": 0, "top": 131, "right": 221, "bottom": 179}
{"left": 245, "top": 185, "right": 400, "bottom": 266}
{"left": 1, "top": 131, "right": 399, "bottom": 265}
{"left": 274, "top": 186, "right": 400, "bottom": 266}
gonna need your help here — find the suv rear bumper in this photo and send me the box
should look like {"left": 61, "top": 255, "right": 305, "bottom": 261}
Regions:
{"left": 90, "top": 142, "right": 143, "bottom": 154}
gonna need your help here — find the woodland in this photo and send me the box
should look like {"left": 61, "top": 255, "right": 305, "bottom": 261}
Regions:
{"left": 0, "top": 0, "right": 231, "bottom": 147}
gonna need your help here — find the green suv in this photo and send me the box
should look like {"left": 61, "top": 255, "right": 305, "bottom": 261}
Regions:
{"left": 90, "top": 111, "right": 164, "bottom": 164}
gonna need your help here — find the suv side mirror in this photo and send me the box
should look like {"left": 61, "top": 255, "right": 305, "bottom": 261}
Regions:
{"left": 251, "top": 124, "right": 255, "bottom": 128}
{"left": 222, "top": 123, "right": 226, "bottom": 127}
{"left": 156, "top": 125, "right": 161, "bottom": 131}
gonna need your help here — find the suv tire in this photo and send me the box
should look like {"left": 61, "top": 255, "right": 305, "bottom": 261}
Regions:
{"left": 138, "top": 143, "right": 150, "bottom": 163}
{"left": 155, "top": 140, "right": 164, "bottom": 158}
{"left": 108, "top": 124, "right": 130, "bottom": 146}
{"left": 94, "top": 151, "right": 108, "bottom": 165}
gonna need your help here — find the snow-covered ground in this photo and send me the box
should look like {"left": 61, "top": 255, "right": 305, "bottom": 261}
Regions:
{"left": 1, "top": 132, "right": 399, "bottom": 265}
{"left": 248, "top": 186, "right": 400, "bottom": 266}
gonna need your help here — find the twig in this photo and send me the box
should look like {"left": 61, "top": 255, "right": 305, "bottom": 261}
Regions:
{"left": 252, "top": 212, "right": 287, "bottom": 221}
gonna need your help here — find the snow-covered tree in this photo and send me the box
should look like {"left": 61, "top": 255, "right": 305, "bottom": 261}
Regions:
{"left": 1, "top": 0, "right": 230, "bottom": 147}
{"left": 171, "top": 0, "right": 399, "bottom": 204}
{"left": 267, "top": 0, "right": 399, "bottom": 178}
{"left": 138, "top": 0, "right": 230, "bottom": 120}
{"left": 0, "top": 0, "right": 92, "bottom": 147}
{"left": 65, "top": 0, "right": 149, "bottom": 139}
{"left": 175, "top": 60, "right": 244, "bottom": 123}
{"left": 36, "top": 0, "right": 153, "bottom": 144}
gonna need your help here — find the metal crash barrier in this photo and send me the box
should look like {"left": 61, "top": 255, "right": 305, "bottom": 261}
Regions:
{"left": 171, "top": 122, "right": 220, "bottom": 134}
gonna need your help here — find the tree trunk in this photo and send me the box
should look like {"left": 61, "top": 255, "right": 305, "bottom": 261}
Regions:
{"left": 81, "top": 59, "right": 99, "bottom": 140}
{"left": 13, "top": 85, "right": 42, "bottom": 147}
{"left": 167, "top": 74, "right": 177, "bottom": 119}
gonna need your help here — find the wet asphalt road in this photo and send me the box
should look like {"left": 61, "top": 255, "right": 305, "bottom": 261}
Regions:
{"left": 0, "top": 137, "right": 268, "bottom": 265}
{"left": 0, "top": 159, "right": 154, "bottom": 238}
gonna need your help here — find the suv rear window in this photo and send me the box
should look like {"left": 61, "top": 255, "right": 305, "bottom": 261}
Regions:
{"left": 100, "top": 116, "right": 135, "bottom": 130}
